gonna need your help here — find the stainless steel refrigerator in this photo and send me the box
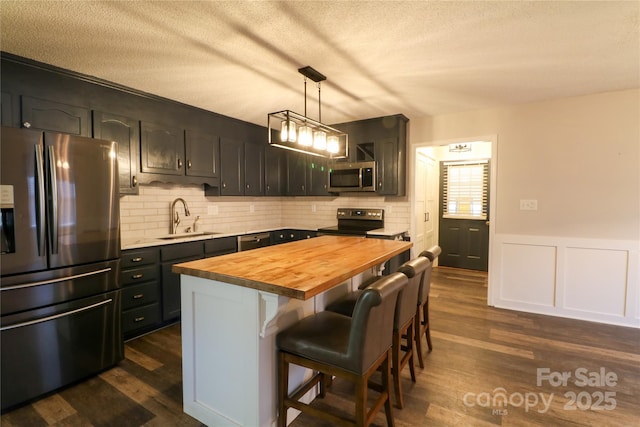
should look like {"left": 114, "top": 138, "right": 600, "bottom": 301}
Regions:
{"left": 0, "top": 126, "right": 123, "bottom": 411}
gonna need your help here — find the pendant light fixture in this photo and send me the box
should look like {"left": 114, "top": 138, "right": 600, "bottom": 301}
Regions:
{"left": 268, "top": 66, "right": 348, "bottom": 158}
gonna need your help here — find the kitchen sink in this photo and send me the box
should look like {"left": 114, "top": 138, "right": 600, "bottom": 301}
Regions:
{"left": 156, "top": 231, "right": 221, "bottom": 240}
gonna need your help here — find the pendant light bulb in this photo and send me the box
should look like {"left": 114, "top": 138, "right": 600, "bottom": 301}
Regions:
{"left": 327, "top": 135, "right": 340, "bottom": 154}
{"left": 298, "top": 126, "right": 312, "bottom": 146}
{"left": 313, "top": 130, "right": 327, "bottom": 150}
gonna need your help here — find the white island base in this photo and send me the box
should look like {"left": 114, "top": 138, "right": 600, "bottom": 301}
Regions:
{"left": 179, "top": 271, "right": 375, "bottom": 427}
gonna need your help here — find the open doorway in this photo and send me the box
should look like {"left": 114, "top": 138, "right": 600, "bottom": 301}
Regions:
{"left": 411, "top": 137, "right": 496, "bottom": 298}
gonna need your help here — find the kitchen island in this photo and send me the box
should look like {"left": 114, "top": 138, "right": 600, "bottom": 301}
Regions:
{"left": 172, "top": 235, "right": 412, "bottom": 427}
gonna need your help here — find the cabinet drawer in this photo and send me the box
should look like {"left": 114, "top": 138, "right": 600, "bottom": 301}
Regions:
{"left": 121, "top": 248, "right": 159, "bottom": 268}
{"left": 122, "top": 282, "right": 159, "bottom": 310}
{"left": 204, "top": 236, "right": 237, "bottom": 256}
{"left": 120, "top": 264, "right": 158, "bottom": 286}
{"left": 122, "top": 303, "right": 161, "bottom": 333}
{"left": 161, "top": 241, "right": 203, "bottom": 261}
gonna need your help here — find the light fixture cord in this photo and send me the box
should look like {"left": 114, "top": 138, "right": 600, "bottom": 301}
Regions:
{"left": 317, "top": 82, "right": 321, "bottom": 122}
{"left": 303, "top": 76, "right": 307, "bottom": 117}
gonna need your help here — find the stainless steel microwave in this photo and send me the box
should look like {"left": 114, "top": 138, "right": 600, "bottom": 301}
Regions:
{"left": 328, "top": 161, "right": 376, "bottom": 192}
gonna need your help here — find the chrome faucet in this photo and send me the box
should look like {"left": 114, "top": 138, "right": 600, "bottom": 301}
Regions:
{"left": 170, "top": 198, "right": 191, "bottom": 234}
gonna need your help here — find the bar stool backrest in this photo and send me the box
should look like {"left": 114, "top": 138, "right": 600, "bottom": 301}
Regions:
{"left": 418, "top": 245, "right": 441, "bottom": 305}
{"left": 349, "top": 272, "right": 407, "bottom": 373}
{"left": 396, "top": 257, "right": 431, "bottom": 328}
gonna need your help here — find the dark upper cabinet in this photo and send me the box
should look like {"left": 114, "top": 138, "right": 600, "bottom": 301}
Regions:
{"left": 93, "top": 111, "right": 140, "bottom": 195}
{"left": 308, "top": 156, "right": 331, "bottom": 196}
{"left": 21, "top": 95, "right": 90, "bottom": 136}
{"left": 265, "top": 145, "right": 285, "bottom": 196}
{"left": 332, "top": 114, "right": 408, "bottom": 196}
{"left": 1, "top": 92, "right": 13, "bottom": 126}
{"left": 140, "top": 121, "right": 184, "bottom": 176}
{"left": 286, "top": 152, "right": 307, "bottom": 196}
{"left": 284, "top": 152, "right": 332, "bottom": 196}
{"left": 244, "top": 141, "right": 264, "bottom": 196}
{"left": 185, "top": 130, "right": 219, "bottom": 183}
{"left": 215, "top": 137, "right": 264, "bottom": 196}
{"left": 218, "top": 137, "right": 244, "bottom": 196}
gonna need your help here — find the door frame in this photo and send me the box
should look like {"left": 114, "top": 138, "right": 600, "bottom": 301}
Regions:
{"left": 410, "top": 135, "right": 498, "bottom": 306}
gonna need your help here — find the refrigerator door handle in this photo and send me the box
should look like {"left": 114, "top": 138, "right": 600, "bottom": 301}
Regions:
{"left": 35, "top": 144, "right": 46, "bottom": 257}
{"left": 0, "top": 298, "right": 113, "bottom": 331}
{"left": 47, "top": 145, "right": 58, "bottom": 254}
{"left": 0, "top": 267, "right": 112, "bottom": 292}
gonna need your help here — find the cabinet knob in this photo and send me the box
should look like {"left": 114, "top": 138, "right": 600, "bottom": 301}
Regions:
{"left": 132, "top": 175, "right": 138, "bottom": 187}
{"left": 222, "top": 182, "right": 226, "bottom": 188}
{"left": 23, "top": 121, "right": 31, "bottom": 128}
{"left": 177, "top": 159, "right": 183, "bottom": 169}
{"left": 246, "top": 184, "right": 250, "bottom": 189}
{"left": 187, "top": 160, "right": 192, "bottom": 169}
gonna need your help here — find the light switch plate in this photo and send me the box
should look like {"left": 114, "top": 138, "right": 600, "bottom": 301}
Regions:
{"left": 207, "top": 205, "right": 219, "bottom": 215}
{"left": 520, "top": 199, "right": 538, "bottom": 211}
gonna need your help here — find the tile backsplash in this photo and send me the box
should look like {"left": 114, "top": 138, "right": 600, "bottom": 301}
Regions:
{"left": 119, "top": 183, "right": 411, "bottom": 241}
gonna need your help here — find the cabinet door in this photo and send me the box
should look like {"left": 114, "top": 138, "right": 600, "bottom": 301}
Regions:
{"left": 244, "top": 142, "right": 264, "bottom": 196}
{"left": 1, "top": 91, "right": 14, "bottom": 127}
{"left": 21, "top": 95, "right": 90, "bottom": 136}
{"left": 93, "top": 111, "right": 139, "bottom": 195}
{"left": 286, "top": 152, "right": 307, "bottom": 196}
{"left": 219, "top": 137, "right": 244, "bottom": 195}
{"left": 265, "top": 146, "right": 285, "bottom": 196}
{"left": 375, "top": 137, "right": 398, "bottom": 195}
{"left": 140, "top": 121, "right": 184, "bottom": 175}
{"left": 185, "top": 130, "right": 219, "bottom": 179}
{"left": 308, "top": 156, "right": 330, "bottom": 196}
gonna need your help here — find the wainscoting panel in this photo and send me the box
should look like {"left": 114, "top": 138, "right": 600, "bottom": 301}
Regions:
{"left": 563, "top": 247, "right": 628, "bottom": 316}
{"left": 499, "top": 243, "right": 556, "bottom": 307}
{"left": 491, "top": 234, "right": 639, "bottom": 328}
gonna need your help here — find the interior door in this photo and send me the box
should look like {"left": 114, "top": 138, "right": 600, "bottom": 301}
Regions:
{"left": 414, "top": 155, "right": 427, "bottom": 255}
{"left": 438, "top": 160, "right": 489, "bottom": 271}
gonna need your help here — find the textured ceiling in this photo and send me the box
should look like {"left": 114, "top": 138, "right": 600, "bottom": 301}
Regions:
{"left": 1, "top": 1, "right": 638, "bottom": 127}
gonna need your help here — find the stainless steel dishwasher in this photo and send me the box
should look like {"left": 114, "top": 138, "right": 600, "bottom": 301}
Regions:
{"left": 237, "top": 232, "right": 271, "bottom": 251}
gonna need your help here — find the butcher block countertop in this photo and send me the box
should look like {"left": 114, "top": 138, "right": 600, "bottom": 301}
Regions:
{"left": 172, "top": 235, "right": 412, "bottom": 300}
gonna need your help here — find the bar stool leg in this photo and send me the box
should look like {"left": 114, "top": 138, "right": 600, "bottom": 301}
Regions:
{"left": 414, "top": 308, "right": 425, "bottom": 369}
{"left": 425, "top": 298, "right": 433, "bottom": 352}
{"left": 382, "top": 349, "right": 395, "bottom": 427}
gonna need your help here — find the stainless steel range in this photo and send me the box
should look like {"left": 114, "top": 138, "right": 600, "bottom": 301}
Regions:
{"left": 317, "top": 208, "right": 385, "bottom": 236}
{"left": 318, "top": 208, "right": 410, "bottom": 274}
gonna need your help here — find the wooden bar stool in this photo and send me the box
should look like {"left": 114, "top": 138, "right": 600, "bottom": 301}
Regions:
{"left": 276, "top": 272, "right": 407, "bottom": 427}
{"left": 416, "top": 245, "right": 441, "bottom": 368}
{"left": 394, "top": 256, "right": 431, "bottom": 408}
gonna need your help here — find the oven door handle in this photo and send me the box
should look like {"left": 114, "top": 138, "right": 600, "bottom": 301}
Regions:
{"left": 0, "top": 298, "right": 113, "bottom": 331}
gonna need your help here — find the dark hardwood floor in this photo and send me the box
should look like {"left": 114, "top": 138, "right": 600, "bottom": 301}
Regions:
{"left": 2, "top": 267, "right": 639, "bottom": 426}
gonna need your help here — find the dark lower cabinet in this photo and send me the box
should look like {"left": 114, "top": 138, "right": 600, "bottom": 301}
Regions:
{"left": 122, "top": 237, "right": 237, "bottom": 340}
{"left": 120, "top": 248, "right": 161, "bottom": 340}
{"left": 160, "top": 241, "right": 204, "bottom": 321}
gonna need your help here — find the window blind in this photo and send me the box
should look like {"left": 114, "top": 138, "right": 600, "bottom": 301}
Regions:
{"left": 442, "top": 160, "right": 489, "bottom": 220}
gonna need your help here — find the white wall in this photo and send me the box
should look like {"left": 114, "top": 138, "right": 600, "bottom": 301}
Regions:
{"left": 410, "top": 88, "right": 640, "bottom": 327}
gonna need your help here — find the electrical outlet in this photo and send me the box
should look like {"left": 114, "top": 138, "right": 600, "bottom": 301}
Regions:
{"left": 312, "top": 204, "right": 317, "bottom": 213}
{"left": 519, "top": 199, "right": 538, "bottom": 211}
{"left": 250, "top": 204, "right": 255, "bottom": 213}
{"left": 207, "top": 205, "right": 219, "bottom": 215}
